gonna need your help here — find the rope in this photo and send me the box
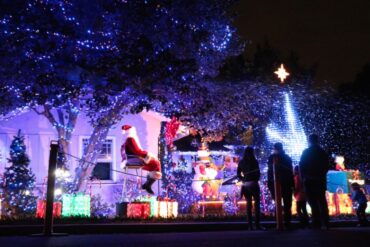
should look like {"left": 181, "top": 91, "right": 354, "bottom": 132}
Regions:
{"left": 62, "top": 152, "right": 236, "bottom": 182}
{"left": 63, "top": 152, "right": 148, "bottom": 179}
{"left": 63, "top": 151, "right": 354, "bottom": 186}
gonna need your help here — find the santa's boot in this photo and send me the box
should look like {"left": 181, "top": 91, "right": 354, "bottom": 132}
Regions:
{"left": 142, "top": 176, "right": 156, "bottom": 195}
{"left": 141, "top": 172, "right": 162, "bottom": 195}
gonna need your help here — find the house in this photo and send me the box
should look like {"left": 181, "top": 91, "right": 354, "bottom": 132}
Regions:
{"left": 0, "top": 109, "right": 168, "bottom": 210}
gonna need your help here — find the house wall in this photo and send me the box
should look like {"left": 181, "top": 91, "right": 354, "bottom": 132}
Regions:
{"left": 0, "top": 110, "right": 166, "bottom": 213}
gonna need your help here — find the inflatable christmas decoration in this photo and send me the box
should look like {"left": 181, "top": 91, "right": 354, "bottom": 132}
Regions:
{"left": 335, "top": 156, "right": 346, "bottom": 171}
{"left": 191, "top": 143, "right": 222, "bottom": 199}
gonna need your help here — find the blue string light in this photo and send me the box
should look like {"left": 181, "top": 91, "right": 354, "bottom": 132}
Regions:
{"left": 266, "top": 92, "right": 308, "bottom": 163}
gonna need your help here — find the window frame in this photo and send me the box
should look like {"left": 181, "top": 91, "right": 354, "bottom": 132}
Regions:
{"left": 79, "top": 136, "right": 117, "bottom": 183}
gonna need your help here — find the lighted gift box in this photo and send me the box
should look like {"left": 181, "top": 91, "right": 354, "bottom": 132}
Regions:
{"left": 139, "top": 196, "right": 178, "bottom": 218}
{"left": 36, "top": 200, "right": 62, "bottom": 218}
{"left": 154, "top": 200, "right": 178, "bottom": 218}
{"left": 62, "top": 193, "right": 90, "bottom": 217}
{"left": 139, "top": 196, "right": 158, "bottom": 217}
{"left": 127, "top": 202, "right": 150, "bottom": 219}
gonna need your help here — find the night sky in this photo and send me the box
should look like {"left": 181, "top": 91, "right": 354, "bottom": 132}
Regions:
{"left": 233, "top": 0, "right": 370, "bottom": 85}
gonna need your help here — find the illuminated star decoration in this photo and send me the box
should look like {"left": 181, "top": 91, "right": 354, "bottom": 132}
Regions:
{"left": 274, "top": 64, "right": 290, "bottom": 83}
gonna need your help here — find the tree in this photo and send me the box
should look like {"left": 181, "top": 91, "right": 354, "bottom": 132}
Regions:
{"left": 287, "top": 82, "right": 370, "bottom": 169}
{"left": 0, "top": 0, "right": 89, "bottom": 177}
{"left": 2, "top": 130, "right": 37, "bottom": 217}
{"left": 0, "top": 0, "right": 244, "bottom": 191}
{"left": 339, "top": 62, "right": 370, "bottom": 97}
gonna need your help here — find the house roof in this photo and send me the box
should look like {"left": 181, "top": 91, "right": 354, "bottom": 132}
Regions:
{"left": 141, "top": 110, "right": 169, "bottom": 122}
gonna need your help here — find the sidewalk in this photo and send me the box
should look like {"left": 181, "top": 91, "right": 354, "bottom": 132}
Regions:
{"left": 1, "top": 227, "right": 370, "bottom": 247}
{"left": 0, "top": 220, "right": 360, "bottom": 236}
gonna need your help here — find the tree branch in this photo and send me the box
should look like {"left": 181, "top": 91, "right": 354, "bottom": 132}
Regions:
{"left": 42, "top": 105, "right": 58, "bottom": 128}
{"left": 32, "top": 107, "right": 45, "bottom": 115}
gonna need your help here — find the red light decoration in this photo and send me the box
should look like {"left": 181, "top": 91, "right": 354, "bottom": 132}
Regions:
{"left": 165, "top": 117, "right": 180, "bottom": 149}
{"left": 127, "top": 202, "right": 151, "bottom": 219}
{"left": 35, "top": 200, "right": 62, "bottom": 218}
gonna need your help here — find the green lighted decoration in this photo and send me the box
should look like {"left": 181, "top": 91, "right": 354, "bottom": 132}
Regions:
{"left": 62, "top": 193, "right": 91, "bottom": 217}
{"left": 140, "top": 196, "right": 157, "bottom": 217}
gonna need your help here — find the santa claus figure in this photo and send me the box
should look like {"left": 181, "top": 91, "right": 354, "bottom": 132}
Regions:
{"left": 121, "top": 125, "right": 162, "bottom": 194}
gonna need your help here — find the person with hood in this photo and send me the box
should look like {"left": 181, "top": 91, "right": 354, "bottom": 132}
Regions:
{"left": 237, "top": 147, "right": 264, "bottom": 230}
{"left": 299, "top": 134, "right": 329, "bottom": 229}
{"left": 267, "top": 142, "right": 294, "bottom": 229}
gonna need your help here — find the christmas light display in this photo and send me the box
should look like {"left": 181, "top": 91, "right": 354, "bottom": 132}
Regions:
{"left": 127, "top": 202, "right": 151, "bottom": 219}
{"left": 140, "top": 196, "right": 158, "bottom": 217}
{"left": 155, "top": 200, "right": 178, "bottom": 218}
{"left": 62, "top": 193, "right": 91, "bottom": 217}
{"left": 36, "top": 200, "right": 62, "bottom": 219}
{"left": 274, "top": 64, "right": 290, "bottom": 83}
{"left": 0, "top": 1, "right": 367, "bottom": 220}
{"left": 0, "top": 0, "right": 243, "bottom": 193}
{"left": 1, "top": 130, "right": 37, "bottom": 216}
{"left": 54, "top": 166, "right": 74, "bottom": 201}
{"left": 140, "top": 196, "right": 179, "bottom": 218}
{"left": 266, "top": 92, "right": 308, "bottom": 163}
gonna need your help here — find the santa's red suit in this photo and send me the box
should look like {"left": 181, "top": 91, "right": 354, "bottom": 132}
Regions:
{"left": 121, "top": 125, "right": 161, "bottom": 194}
{"left": 122, "top": 137, "right": 161, "bottom": 174}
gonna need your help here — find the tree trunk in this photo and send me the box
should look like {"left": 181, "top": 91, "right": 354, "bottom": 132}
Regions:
{"left": 33, "top": 101, "right": 79, "bottom": 168}
{"left": 74, "top": 125, "right": 110, "bottom": 191}
{"left": 74, "top": 94, "right": 128, "bottom": 192}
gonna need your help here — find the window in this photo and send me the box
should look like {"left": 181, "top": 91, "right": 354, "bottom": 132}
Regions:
{"left": 92, "top": 162, "right": 111, "bottom": 180}
{"left": 80, "top": 138, "right": 116, "bottom": 181}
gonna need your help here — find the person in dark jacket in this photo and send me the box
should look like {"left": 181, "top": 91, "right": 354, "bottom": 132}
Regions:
{"left": 237, "top": 147, "right": 264, "bottom": 230}
{"left": 268, "top": 143, "right": 294, "bottom": 228}
{"left": 299, "top": 134, "right": 329, "bottom": 229}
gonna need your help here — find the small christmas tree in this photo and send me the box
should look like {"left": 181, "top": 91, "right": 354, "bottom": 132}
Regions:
{"left": 2, "top": 130, "right": 37, "bottom": 216}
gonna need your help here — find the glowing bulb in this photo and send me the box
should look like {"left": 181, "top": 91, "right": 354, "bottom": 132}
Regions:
{"left": 55, "top": 168, "right": 63, "bottom": 177}
{"left": 54, "top": 188, "right": 63, "bottom": 196}
{"left": 63, "top": 170, "right": 70, "bottom": 178}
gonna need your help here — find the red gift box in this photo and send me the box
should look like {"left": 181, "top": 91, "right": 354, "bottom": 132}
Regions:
{"left": 127, "top": 202, "right": 150, "bottom": 219}
{"left": 36, "top": 200, "right": 62, "bottom": 218}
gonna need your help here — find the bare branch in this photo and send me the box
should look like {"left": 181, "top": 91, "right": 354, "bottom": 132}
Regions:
{"left": 32, "top": 107, "right": 45, "bottom": 115}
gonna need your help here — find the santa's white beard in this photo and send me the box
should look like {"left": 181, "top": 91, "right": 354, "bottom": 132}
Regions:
{"left": 122, "top": 127, "right": 143, "bottom": 150}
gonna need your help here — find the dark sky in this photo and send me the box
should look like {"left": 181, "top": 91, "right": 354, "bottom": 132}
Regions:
{"left": 232, "top": 0, "right": 370, "bottom": 84}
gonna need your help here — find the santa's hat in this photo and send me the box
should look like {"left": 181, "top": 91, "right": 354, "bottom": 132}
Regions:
{"left": 122, "top": 125, "right": 132, "bottom": 131}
